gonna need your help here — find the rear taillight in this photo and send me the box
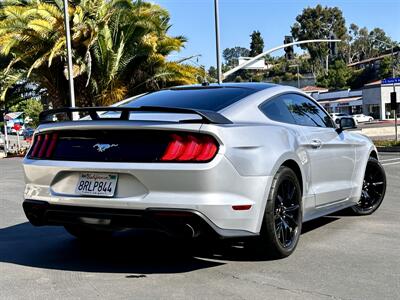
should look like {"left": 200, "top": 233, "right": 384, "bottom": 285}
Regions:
{"left": 29, "top": 133, "right": 58, "bottom": 159}
{"left": 161, "top": 134, "right": 218, "bottom": 162}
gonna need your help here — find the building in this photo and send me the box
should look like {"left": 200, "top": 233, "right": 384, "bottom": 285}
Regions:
{"left": 362, "top": 80, "right": 400, "bottom": 120}
{"left": 308, "top": 89, "right": 363, "bottom": 115}
{"left": 301, "top": 86, "right": 329, "bottom": 94}
{"left": 304, "top": 81, "right": 399, "bottom": 120}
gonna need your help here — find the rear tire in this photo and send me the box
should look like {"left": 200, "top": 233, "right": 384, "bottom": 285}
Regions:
{"left": 258, "top": 166, "right": 303, "bottom": 258}
{"left": 351, "top": 157, "right": 386, "bottom": 215}
{"left": 64, "top": 224, "right": 113, "bottom": 240}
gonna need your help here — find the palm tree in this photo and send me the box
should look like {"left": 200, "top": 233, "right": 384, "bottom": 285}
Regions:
{"left": 0, "top": 0, "right": 201, "bottom": 108}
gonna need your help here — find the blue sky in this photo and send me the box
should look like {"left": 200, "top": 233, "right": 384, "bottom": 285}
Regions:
{"left": 154, "top": 0, "right": 400, "bottom": 68}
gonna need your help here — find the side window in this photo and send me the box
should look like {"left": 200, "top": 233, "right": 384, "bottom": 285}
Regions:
{"left": 259, "top": 97, "right": 296, "bottom": 124}
{"left": 283, "top": 94, "right": 334, "bottom": 128}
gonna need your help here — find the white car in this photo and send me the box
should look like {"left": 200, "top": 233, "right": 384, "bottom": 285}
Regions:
{"left": 330, "top": 113, "right": 352, "bottom": 123}
{"left": 352, "top": 114, "right": 374, "bottom": 123}
{"left": 22, "top": 83, "right": 386, "bottom": 258}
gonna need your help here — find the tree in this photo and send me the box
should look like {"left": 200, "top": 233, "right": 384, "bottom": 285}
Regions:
{"left": 317, "top": 59, "right": 352, "bottom": 90}
{"left": 223, "top": 47, "right": 250, "bottom": 67}
{"left": 10, "top": 99, "right": 43, "bottom": 127}
{"left": 378, "top": 56, "right": 393, "bottom": 79}
{"left": 249, "top": 31, "right": 264, "bottom": 57}
{"left": 291, "top": 5, "right": 346, "bottom": 74}
{"left": 346, "top": 24, "right": 398, "bottom": 63}
{"left": 207, "top": 66, "right": 217, "bottom": 81}
{"left": 0, "top": 0, "right": 201, "bottom": 108}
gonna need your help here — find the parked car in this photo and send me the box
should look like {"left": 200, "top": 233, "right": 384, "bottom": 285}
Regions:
{"left": 22, "top": 83, "right": 386, "bottom": 258}
{"left": 329, "top": 113, "right": 355, "bottom": 124}
{"left": 352, "top": 114, "right": 374, "bottom": 123}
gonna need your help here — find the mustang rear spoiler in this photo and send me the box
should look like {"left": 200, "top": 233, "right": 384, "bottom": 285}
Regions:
{"left": 39, "top": 106, "right": 232, "bottom": 125}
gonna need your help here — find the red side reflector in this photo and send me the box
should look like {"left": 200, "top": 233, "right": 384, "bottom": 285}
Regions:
{"left": 30, "top": 135, "right": 43, "bottom": 157}
{"left": 232, "top": 205, "right": 252, "bottom": 211}
{"left": 45, "top": 133, "right": 58, "bottom": 158}
{"left": 37, "top": 134, "right": 50, "bottom": 158}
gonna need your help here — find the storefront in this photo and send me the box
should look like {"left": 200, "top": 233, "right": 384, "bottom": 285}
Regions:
{"left": 319, "top": 97, "right": 363, "bottom": 114}
{"left": 363, "top": 81, "right": 400, "bottom": 120}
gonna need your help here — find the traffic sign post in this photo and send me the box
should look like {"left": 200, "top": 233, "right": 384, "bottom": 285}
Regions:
{"left": 13, "top": 123, "right": 22, "bottom": 152}
{"left": 383, "top": 78, "right": 399, "bottom": 142}
{"left": 391, "top": 91, "right": 398, "bottom": 142}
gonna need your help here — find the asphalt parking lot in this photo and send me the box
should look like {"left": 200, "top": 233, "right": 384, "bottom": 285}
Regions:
{"left": 1, "top": 154, "right": 399, "bottom": 300}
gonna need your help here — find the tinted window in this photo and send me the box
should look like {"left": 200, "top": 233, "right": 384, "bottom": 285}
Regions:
{"left": 260, "top": 97, "right": 295, "bottom": 124}
{"left": 123, "top": 87, "right": 257, "bottom": 112}
{"left": 282, "top": 94, "right": 334, "bottom": 128}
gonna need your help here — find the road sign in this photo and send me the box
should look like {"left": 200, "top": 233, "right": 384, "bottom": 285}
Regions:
{"left": 238, "top": 57, "right": 270, "bottom": 70}
{"left": 382, "top": 78, "right": 400, "bottom": 84}
{"left": 13, "top": 124, "right": 21, "bottom": 131}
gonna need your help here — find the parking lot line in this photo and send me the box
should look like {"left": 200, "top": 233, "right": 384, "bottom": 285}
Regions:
{"left": 380, "top": 157, "right": 400, "bottom": 162}
{"left": 382, "top": 161, "right": 400, "bottom": 166}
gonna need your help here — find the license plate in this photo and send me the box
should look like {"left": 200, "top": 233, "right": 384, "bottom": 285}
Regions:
{"left": 75, "top": 173, "right": 118, "bottom": 197}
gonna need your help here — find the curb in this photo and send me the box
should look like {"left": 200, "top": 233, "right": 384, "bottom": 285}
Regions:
{"left": 377, "top": 147, "right": 400, "bottom": 153}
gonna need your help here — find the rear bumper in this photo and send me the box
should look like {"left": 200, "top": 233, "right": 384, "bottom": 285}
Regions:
{"left": 23, "top": 199, "right": 257, "bottom": 238}
{"left": 23, "top": 156, "right": 272, "bottom": 234}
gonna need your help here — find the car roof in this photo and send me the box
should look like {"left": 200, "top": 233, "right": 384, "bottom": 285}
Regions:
{"left": 169, "top": 82, "right": 276, "bottom": 91}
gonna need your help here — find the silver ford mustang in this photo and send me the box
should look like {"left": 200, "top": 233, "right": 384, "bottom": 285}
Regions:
{"left": 22, "top": 83, "right": 386, "bottom": 258}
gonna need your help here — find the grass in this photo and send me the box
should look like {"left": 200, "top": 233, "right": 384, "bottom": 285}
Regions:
{"left": 373, "top": 140, "right": 400, "bottom": 147}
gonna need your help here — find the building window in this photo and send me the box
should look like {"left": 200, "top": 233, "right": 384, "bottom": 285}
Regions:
{"left": 385, "top": 103, "right": 400, "bottom": 119}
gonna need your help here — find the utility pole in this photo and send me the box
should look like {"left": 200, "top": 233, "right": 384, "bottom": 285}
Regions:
{"left": 2, "top": 111, "right": 8, "bottom": 154}
{"left": 326, "top": 54, "right": 329, "bottom": 74}
{"left": 63, "top": 0, "right": 76, "bottom": 113}
{"left": 290, "top": 64, "right": 300, "bottom": 88}
{"left": 214, "top": 0, "right": 222, "bottom": 84}
{"left": 392, "top": 45, "right": 398, "bottom": 142}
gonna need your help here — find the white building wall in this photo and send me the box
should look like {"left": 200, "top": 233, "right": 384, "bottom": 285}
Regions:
{"left": 362, "top": 84, "right": 400, "bottom": 119}
{"left": 381, "top": 84, "right": 400, "bottom": 119}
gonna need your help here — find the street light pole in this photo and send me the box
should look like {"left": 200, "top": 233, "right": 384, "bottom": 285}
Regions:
{"left": 223, "top": 39, "right": 341, "bottom": 80}
{"left": 290, "top": 64, "right": 300, "bottom": 88}
{"left": 214, "top": 0, "right": 222, "bottom": 84}
{"left": 375, "top": 38, "right": 397, "bottom": 141}
{"left": 391, "top": 45, "right": 398, "bottom": 142}
{"left": 62, "top": 0, "right": 76, "bottom": 111}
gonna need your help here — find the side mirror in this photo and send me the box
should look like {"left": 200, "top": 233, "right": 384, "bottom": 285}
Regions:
{"left": 337, "top": 117, "right": 357, "bottom": 132}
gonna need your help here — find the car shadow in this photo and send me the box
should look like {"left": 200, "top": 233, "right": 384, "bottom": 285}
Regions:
{"left": 0, "top": 222, "right": 223, "bottom": 274}
{"left": 0, "top": 217, "right": 341, "bottom": 272}
{"left": 301, "top": 216, "right": 340, "bottom": 234}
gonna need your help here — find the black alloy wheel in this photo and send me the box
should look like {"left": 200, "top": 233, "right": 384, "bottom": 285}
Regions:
{"left": 352, "top": 157, "right": 386, "bottom": 215}
{"left": 259, "top": 166, "right": 302, "bottom": 258}
{"left": 274, "top": 179, "right": 301, "bottom": 248}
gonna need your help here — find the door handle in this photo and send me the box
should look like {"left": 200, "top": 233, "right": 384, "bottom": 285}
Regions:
{"left": 310, "top": 139, "right": 322, "bottom": 149}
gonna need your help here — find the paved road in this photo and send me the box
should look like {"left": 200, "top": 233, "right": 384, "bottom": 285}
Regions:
{"left": 1, "top": 154, "right": 399, "bottom": 300}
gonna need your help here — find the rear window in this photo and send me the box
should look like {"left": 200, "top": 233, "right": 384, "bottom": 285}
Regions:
{"left": 123, "top": 87, "right": 256, "bottom": 111}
